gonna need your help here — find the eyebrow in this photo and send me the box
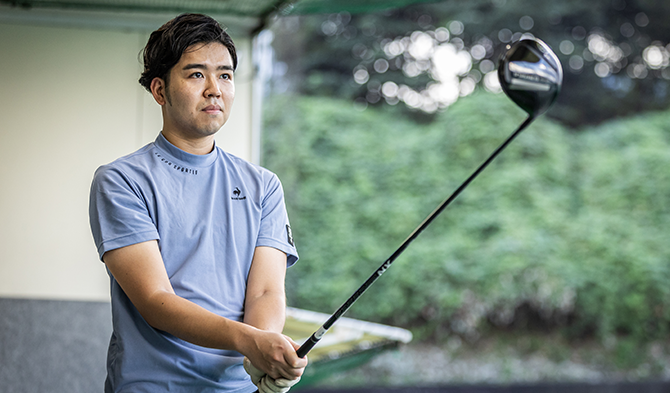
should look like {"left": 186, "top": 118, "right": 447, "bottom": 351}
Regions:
{"left": 182, "top": 63, "right": 234, "bottom": 72}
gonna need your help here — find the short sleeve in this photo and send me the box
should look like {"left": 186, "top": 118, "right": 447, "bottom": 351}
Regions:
{"left": 256, "top": 174, "right": 299, "bottom": 267}
{"left": 89, "top": 165, "right": 159, "bottom": 261}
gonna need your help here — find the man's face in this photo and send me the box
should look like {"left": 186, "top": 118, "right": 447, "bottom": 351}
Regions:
{"left": 155, "top": 42, "right": 235, "bottom": 140}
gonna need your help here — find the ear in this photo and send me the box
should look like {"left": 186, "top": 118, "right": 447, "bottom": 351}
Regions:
{"left": 150, "top": 77, "right": 167, "bottom": 106}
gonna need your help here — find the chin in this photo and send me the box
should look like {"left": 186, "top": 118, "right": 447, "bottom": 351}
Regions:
{"left": 197, "top": 124, "right": 224, "bottom": 136}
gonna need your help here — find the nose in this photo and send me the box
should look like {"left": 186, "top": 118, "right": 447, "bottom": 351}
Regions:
{"left": 204, "top": 77, "right": 221, "bottom": 98}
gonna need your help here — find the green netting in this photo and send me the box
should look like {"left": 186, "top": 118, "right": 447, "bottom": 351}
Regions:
{"left": 0, "top": 0, "right": 439, "bottom": 17}
{"left": 0, "top": 0, "right": 284, "bottom": 17}
{"left": 284, "top": 0, "right": 441, "bottom": 15}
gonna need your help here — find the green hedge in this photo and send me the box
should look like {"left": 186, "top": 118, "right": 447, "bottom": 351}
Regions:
{"left": 262, "top": 91, "right": 670, "bottom": 343}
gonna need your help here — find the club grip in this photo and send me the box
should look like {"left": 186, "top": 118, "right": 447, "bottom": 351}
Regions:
{"left": 296, "top": 334, "right": 319, "bottom": 358}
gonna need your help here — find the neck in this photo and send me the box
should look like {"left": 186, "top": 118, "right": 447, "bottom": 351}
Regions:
{"left": 161, "top": 129, "right": 215, "bottom": 155}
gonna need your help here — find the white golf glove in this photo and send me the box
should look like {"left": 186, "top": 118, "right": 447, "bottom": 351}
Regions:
{"left": 243, "top": 357, "right": 301, "bottom": 393}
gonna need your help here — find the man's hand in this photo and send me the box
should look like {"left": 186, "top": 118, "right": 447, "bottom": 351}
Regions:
{"left": 242, "top": 332, "right": 307, "bottom": 381}
{"left": 244, "top": 357, "right": 302, "bottom": 393}
{"left": 242, "top": 333, "right": 307, "bottom": 393}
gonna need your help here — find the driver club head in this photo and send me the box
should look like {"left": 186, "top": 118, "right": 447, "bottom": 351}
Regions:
{"left": 498, "top": 37, "right": 563, "bottom": 118}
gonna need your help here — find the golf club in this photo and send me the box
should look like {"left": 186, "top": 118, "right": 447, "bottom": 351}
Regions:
{"left": 296, "top": 37, "right": 563, "bottom": 359}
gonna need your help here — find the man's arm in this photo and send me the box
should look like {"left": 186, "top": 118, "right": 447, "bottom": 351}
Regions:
{"left": 244, "top": 246, "right": 288, "bottom": 332}
{"left": 243, "top": 246, "right": 307, "bottom": 379}
{"left": 103, "top": 240, "right": 305, "bottom": 380}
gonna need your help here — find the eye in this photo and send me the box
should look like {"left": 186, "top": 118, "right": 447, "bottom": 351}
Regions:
{"left": 220, "top": 73, "right": 232, "bottom": 80}
{"left": 190, "top": 72, "right": 204, "bottom": 78}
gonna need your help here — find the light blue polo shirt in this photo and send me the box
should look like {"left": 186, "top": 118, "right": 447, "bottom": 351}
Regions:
{"left": 89, "top": 133, "right": 298, "bottom": 392}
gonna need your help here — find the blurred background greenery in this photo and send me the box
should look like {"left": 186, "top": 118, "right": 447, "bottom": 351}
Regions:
{"left": 260, "top": 0, "right": 670, "bottom": 385}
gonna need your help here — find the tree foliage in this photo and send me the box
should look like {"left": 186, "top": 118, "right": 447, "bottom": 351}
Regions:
{"left": 262, "top": 91, "right": 670, "bottom": 343}
{"left": 268, "top": 0, "right": 670, "bottom": 127}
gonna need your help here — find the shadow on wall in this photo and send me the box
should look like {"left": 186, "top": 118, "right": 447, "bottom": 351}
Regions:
{"left": 0, "top": 298, "right": 111, "bottom": 392}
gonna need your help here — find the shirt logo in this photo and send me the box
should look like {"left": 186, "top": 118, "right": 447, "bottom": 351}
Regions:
{"left": 231, "top": 187, "right": 246, "bottom": 200}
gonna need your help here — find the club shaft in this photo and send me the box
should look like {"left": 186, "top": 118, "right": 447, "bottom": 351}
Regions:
{"left": 296, "top": 115, "right": 536, "bottom": 358}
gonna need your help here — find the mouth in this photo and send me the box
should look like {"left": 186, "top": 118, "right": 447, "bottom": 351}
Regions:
{"left": 202, "top": 105, "right": 222, "bottom": 115}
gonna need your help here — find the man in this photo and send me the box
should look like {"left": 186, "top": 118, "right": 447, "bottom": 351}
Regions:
{"left": 89, "top": 13, "right": 307, "bottom": 392}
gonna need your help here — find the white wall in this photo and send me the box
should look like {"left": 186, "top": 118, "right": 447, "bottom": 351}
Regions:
{"left": 0, "top": 18, "right": 255, "bottom": 301}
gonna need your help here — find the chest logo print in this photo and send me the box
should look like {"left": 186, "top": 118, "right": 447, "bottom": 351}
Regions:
{"left": 231, "top": 187, "right": 246, "bottom": 201}
{"left": 154, "top": 152, "right": 198, "bottom": 175}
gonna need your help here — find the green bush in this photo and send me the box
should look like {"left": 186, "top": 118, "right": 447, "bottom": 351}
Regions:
{"left": 561, "top": 114, "right": 670, "bottom": 339}
{"left": 262, "top": 91, "right": 670, "bottom": 343}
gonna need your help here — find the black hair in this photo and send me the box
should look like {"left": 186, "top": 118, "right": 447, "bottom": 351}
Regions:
{"left": 138, "top": 13, "right": 237, "bottom": 91}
